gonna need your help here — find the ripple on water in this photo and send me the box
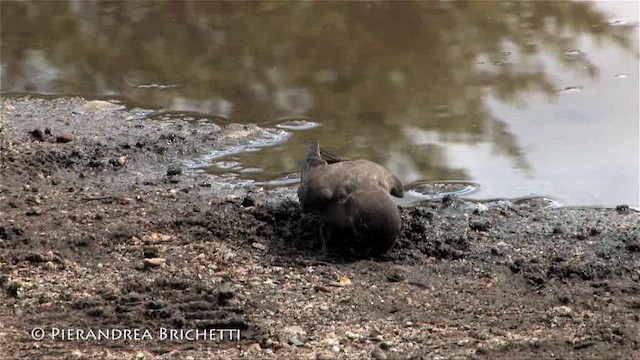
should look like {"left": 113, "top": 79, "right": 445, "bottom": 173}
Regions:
{"left": 607, "top": 19, "right": 628, "bottom": 26}
{"left": 185, "top": 128, "right": 290, "bottom": 170}
{"left": 511, "top": 196, "right": 563, "bottom": 208}
{"left": 397, "top": 181, "right": 481, "bottom": 207}
{"left": 558, "top": 86, "right": 583, "bottom": 93}
{"left": 275, "top": 118, "right": 320, "bottom": 130}
{"left": 212, "top": 161, "right": 241, "bottom": 169}
{"left": 564, "top": 49, "right": 584, "bottom": 57}
{"left": 253, "top": 174, "right": 301, "bottom": 187}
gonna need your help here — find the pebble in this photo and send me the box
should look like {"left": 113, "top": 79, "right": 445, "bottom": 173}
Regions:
{"left": 167, "top": 165, "right": 182, "bottom": 176}
{"left": 283, "top": 325, "right": 306, "bottom": 336}
{"left": 26, "top": 207, "right": 42, "bottom": 216}
{"left": 331, "top": 345, "right": 340, "bottom": 353}
{"left": 625, "top": 238, "right": 640, "bottom": 252}
{"left": 371, "top": 347, "right": 388, "bottom": 359}
{"left": 338, "top": 275, "right": 352, "bottom": 287}
{"left": 345, "top": 330, "right": 360, "bottom": 340}
{"left": 252, "top": 242, "right": 267, "bottom": 251}
{"left": 322, "top": 333, "right": 339, "bottom": 346}
{"left": 288, "top": 337, "right": 304, "bottom": 347}
{"left": 316, "top": 352, "right": 337, "bottom": 360}
{"left": 43, "top": 251, "right": 54, "bottom": 262}
{"left": 116, "top": 156, "right": 127, "bottom": 167}
{"left": 470, "top": 220, "right": 491, "bottom": 232}
{"left": 552, "top": 305, "right": 573, "bottom": 317}
{"left": 80, "top": 100, "right": 124, "bottom": 111}
{"left": 142, "top": 258, "right": 166, "bottom": 268}
{"left": 246, "top": 342, "right": 261, "bottom": 352}
{"left": 56, "top": 133, "right": 74, "bottom": 143}
{"left": 29, "top": 128, "right": 45, "bottom": 141}
{"left": 142, "top": 232, "right": 172, "bottom": 243}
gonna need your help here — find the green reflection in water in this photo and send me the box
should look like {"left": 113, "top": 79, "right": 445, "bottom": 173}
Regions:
{"left": 0, "top": 1, "right": 636, "bottom": 186}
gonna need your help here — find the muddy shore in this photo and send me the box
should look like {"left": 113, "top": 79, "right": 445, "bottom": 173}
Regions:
{"left": 1, "top": 96, "right": 638, "bottom": 359}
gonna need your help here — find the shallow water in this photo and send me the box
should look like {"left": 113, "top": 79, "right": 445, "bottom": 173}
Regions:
{"left": 1, "top": 1, "right": 638, "bottom": 206}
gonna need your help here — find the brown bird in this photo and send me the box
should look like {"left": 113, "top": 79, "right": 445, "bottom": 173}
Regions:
{"left": 297, "top": 141, "right": 403, "bottom": 256}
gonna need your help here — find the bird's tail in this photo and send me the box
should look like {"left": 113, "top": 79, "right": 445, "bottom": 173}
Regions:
{"left": 302, "top": 140, "right": 326, "bottom": 175}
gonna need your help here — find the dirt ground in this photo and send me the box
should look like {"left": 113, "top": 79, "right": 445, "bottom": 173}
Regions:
{"left": 0, "top": 96, "right": 639, "bottom": 360}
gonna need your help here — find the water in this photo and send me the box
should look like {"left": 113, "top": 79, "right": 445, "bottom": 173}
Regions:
{"left": 1, "top": 1, "right": 638, "bottom": 207}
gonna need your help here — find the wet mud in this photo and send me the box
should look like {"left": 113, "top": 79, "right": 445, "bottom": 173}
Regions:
{"left": 1, "top": 96, "right": 639, "bottom": 359}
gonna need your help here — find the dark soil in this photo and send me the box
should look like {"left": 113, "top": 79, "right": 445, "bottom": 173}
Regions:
{"left": 1, "top": 96, "right": 639, "bottom": 360}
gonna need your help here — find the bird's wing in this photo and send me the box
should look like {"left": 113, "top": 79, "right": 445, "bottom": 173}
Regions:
{"left": 319, "top": 148, "right": 349, "bottom": 164}
{"left": 346, "top": 160, "right": 405, "bottom": 198}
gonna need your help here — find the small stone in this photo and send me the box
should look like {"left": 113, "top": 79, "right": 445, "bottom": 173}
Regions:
{"left": 44, "top": 261, "right": 56, "bottom": 270}
{"left": 339, "top": 276, "right": 352, "bottom": 287}
{"left": 70, "top": 349, "right": 83, "bottom": 359}
{"left": 552, "top": 305, "right": 573, "bottom": 317}
{"left": 246, "top": 342, "right": 261, "bottom": 352}
{"left": 615, "top": 204, "right": 630, "bottom": 213}
{"left": 469, "top": 220, "right": 491, "bottom": 232}
{"left": 316, "top": 352, "right": 337, "bottom": 360}
{"left": 386, "top": 272, "right": 404, "bottom": 282}
{"left": 23, "top": 184, "right": 31, "bottom": 191}
{"left": 345, "top": 330, "right": 360, "bottom": 340}
{"left": 283, "top": 325, "right": 306, "bottom": 336}
{"left": 43, "top": 251, "right": 55, "bottom": 262}
{"left": 142, "top": 258, "right": 166, "bottom": 268}
{"left": 331, "top": 345, "right": 340, "bottom": 353}
{"left": 120, "top": 197, "right": 134, "bottom": 205}
{"left": 322, "top": 333, "right": 339, "bottom": 346}
{"left": 558, "top": 294, "right": 572, "bottom": 304}
{"left": 25, "top": 195, "right": 41, "bottom": 205}
{"left": 288, "top": 337, "right": 304, "bottom": 347}
{"left": 625, "top": 237, "right": 640, "bottom": 252}
{"left": 116, "top": 156, "right": 127, "bottom": 167}
{"left": 143, "top": 246, "right": 160, "bottom": 259}
{"left": 142, "top": 232, "right": 172, "bottom": 243}
{"left": 56, "top": 133, "right": 74, "bottom": 143}
{"left": 167, "top": 165, "right": 182, "bottom": 176}
{"left": 224, "top": 194, "right": 240, "bottom": 202}
{"left": 371, "top": 347, "right": 387, "bottom": 359}
{"left": 29, "top": 129, "right": 45, "bottom": 141}
{"left": 252, "top": 242, "right": 267, "bottom": 251}
{"left": 26, "top": 207, "right": 42, "bottom": 216}
{"left": 241, "top": 196, "right": 255, "bottom": 207}
{"left": 80, "top": 100, "right": 124, "bottom": 111}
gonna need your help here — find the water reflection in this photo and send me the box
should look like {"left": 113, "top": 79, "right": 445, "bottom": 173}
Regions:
{"left": 1, "top": 1, "right": 637, "bottom": 205}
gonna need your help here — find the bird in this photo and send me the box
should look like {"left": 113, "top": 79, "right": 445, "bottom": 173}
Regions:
{"left": 297, "top": 140, "right": 403, "bottom": 256}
